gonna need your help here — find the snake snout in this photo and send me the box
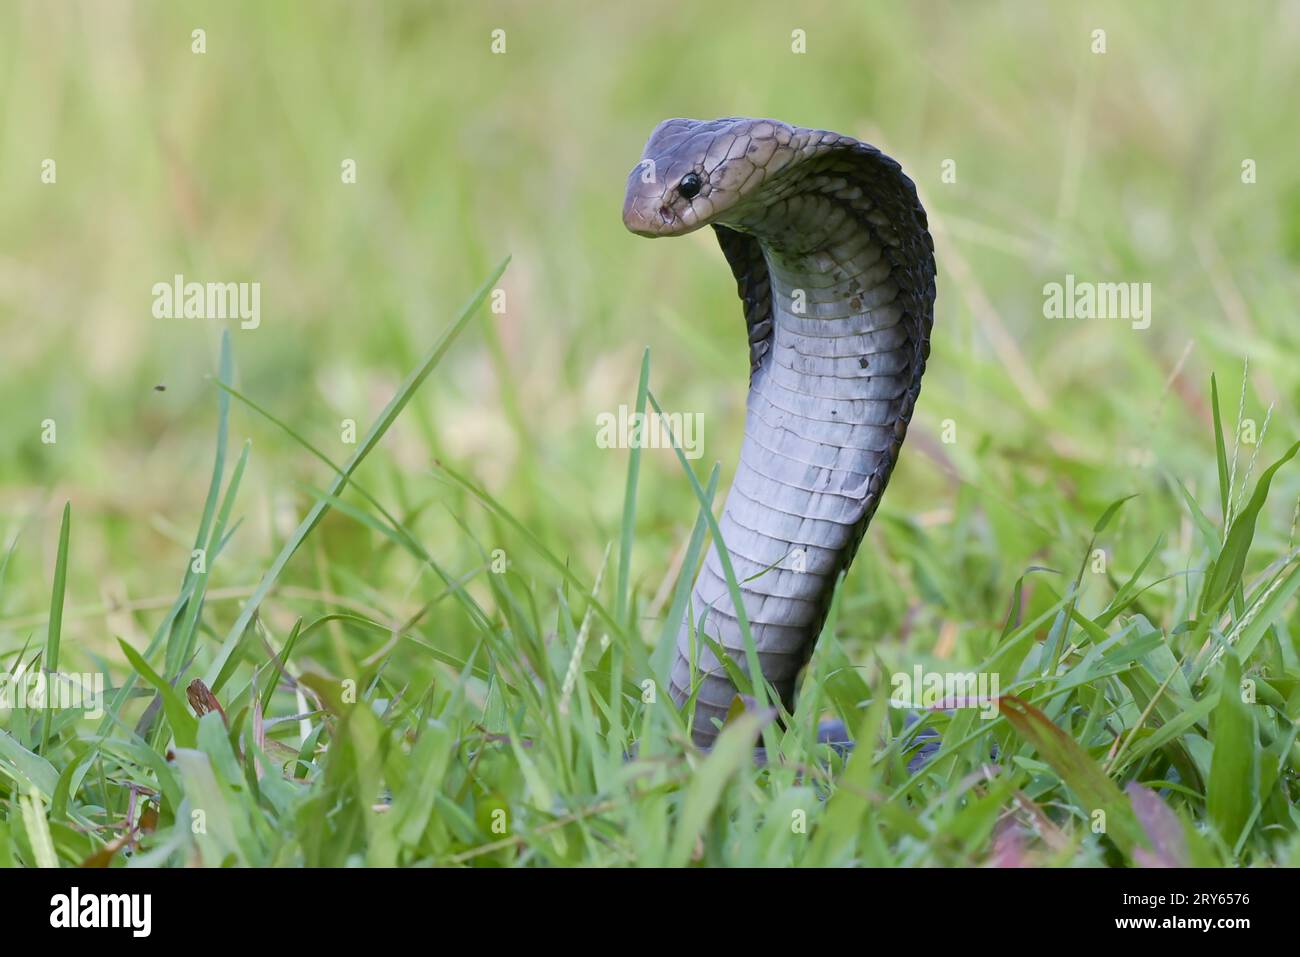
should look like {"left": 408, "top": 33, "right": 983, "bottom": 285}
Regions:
{"left": 621, "top": 177, "right": 666, "bottom": 236}
{"left": 621, "top": 201, "right": 654, "bottom": 237}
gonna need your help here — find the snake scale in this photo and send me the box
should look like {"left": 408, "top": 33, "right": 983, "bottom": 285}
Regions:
{"left": 623, "top": 117, "right": 936, "bottom": 746}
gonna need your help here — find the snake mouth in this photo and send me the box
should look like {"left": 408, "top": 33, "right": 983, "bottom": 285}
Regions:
{"left": 622, "top": 190, "right": 693, "bottom": 238}
{"left": 622, "top": 195, "right": 712, "bottom": 238}
{"left": 620, "top": 197, "right": 667, "bottom": 237}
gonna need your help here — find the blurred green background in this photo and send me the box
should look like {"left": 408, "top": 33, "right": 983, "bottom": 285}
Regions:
{"left": 2, "top": 0, "right": 1298, "bottom": 688}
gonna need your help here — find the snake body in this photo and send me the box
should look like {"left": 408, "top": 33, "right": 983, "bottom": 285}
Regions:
{"left": 623, "top": 118, "right": 936, "bottom": 745}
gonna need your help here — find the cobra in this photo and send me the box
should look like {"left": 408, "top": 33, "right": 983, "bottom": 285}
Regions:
{"left": 623, "top": 117, "right": 936, "bottom": 746}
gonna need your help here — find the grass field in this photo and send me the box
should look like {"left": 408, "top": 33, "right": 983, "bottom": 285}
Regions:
{"left": 2, "top": 1, "right": 1299, "bottom": 867}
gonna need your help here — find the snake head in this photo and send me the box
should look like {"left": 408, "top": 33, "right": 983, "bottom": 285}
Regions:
{"left": 623, "top": 117, "right": 792, "bottom": 238}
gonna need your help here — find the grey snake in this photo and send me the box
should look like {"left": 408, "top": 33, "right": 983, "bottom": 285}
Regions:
{"left": 623, "top": 117, "right": 936, "bottom": 747}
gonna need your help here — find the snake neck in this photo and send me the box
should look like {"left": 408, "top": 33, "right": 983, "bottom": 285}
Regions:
{"left": 672, "top": 214, "right": 912, "bottom": 742}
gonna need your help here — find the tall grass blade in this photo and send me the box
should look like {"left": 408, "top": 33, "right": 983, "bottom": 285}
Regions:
{"left": 205, "top": 256, "right": 510, "bottom": 692}
{"left": 616, "top": 348, "right": 651, "bottom": 626}
{"left": 39, "top": 502, "right": 71, "bottom": 753}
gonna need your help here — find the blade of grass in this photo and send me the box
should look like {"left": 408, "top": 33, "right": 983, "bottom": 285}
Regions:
{"left": 98, "top": 336, "right": 237, "bottom": 732}
{"left": 999, "top": 695, "right": 1146, "bottom": 859}
{"left": 652, "top": 464, "right": 719, "bottom": 683}
{"left": 647, "top": 389, "right": 773, "bottom": 746}
{"left": 616, "top": 348, "right": 650, "bottom": 627}
{"left": 39, "top": 502, "right": 70, "bottom": 753}
{"left": 1200, "top": 440, "right": 1300, "bottom": 618}
{"left": 205, "top": 255, "right": 510, "bottom": 692}
{"left": 0, "top": 530, "right": 20, "bottom": 609}
{"left": 1206, "top": 650, "right": 1256, "bottom": 851}
{"left": 1211, "top": 373, "right": 1230, "bottom": 522}
{"left": 807, "top": 688, "right": 889, "bottom": 865}
{"left": 259, "top": 617, "right": 303, "bottom": 716}
{"left": 167, "top": 440, "right": 251, "bottom": 680}
{"left": 666, "top": 706, "right": 774, "bottom": 865}
{"left": 19, "top": 791, "right": 58, "bottom": 868}
{"left": 1227, "top": 560, "right": 1300, "bottom": 664}
{"left": 117, "top": 638, "right": 198, "bottom": 748}
{"left": 0, "top": 730, "right": 60, "bottom": 796}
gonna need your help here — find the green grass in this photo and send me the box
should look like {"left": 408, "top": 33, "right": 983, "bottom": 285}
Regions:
{"left": 3, "top": 303, "right": 1299, "bottom": 866}
{"left": 1, "top": 1, "right": 1299, "bottom": 867}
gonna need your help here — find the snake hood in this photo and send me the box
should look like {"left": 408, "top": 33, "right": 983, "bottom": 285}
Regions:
{"left": 624, "top": 116, "right": 936, "bottom": 746}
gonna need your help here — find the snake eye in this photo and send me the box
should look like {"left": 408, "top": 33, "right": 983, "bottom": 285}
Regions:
{"left": 677, "top": 172, "right": 702, "bottom": 200}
